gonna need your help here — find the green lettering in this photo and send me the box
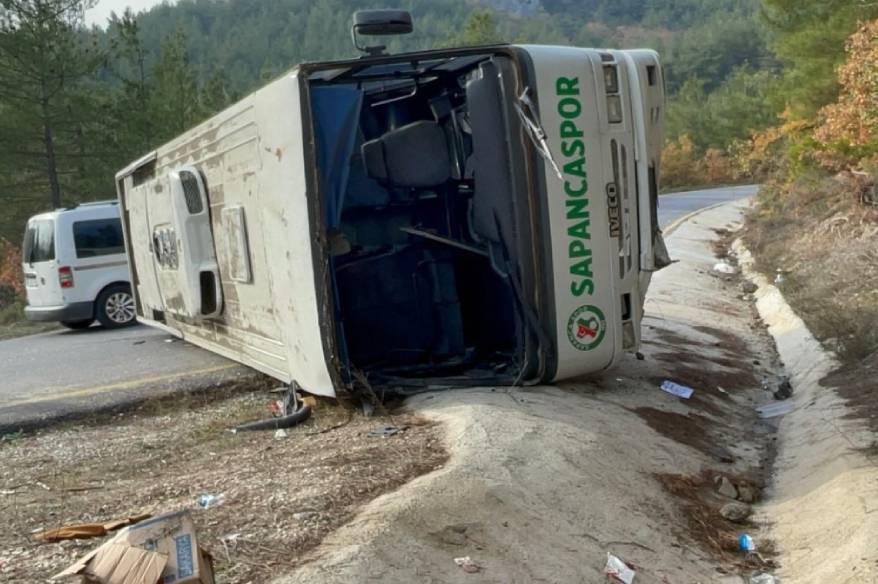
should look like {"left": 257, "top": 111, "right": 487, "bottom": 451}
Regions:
{"left": 558, "top": 97, "right": 582, "bottom": 119}
{"left": 565, "top": 197, "right": 589, "bottom": 218}
{"left": 568, "top": 219, "right": 592, "bottom": 240}
{"left": 571, "top": 257, "right": 593, "bottom": 278}
{"left": 569, "top": 240, "right": 592, "bottom": 258}
{"left": 560, "top": 120, "right": 583, "bottom": 139}
{"left": 561, "top": 138, "right": 585, "bottom": 158}
{"left": 563, "top": 157, "right": 586, "bottom": 178}
{"left": 571, "top": 279, "right": 594, "bottom": 297}
{"left": 556, "top": 77, "right": 580, "bottom": 96}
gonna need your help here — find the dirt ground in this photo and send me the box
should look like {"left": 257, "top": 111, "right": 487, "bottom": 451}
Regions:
{"left": 275, "top": 200, "right": 786, "bottom": 584}
{"left": 1, "top": 200, "right": 792, "bottom": 584}
{"left": 0, "top": 390, "right": 446, "bottom": 583}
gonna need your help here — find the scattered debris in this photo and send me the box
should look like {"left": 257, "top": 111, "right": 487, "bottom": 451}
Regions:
{"left": 55, "top": 510, "right": 214, "bottom": 583}
{"left": 741, "top": 281, "right": 758, "bottom": 294}
{"left": 369, "top": 425, "right": 404, "bottom": 438}
{"left": 736, "top": 485, "right": 757, "bottom": 504}
{"left": 715, "top": 475, "right": 739, "bottom": 499}
{"left": 720, "top": 502, "right": 753, "bottom": 523}
{"left": 635, "top": 351, "right": 645, "bottom": 361}
{"left": 738, "top": 533, "right": 756, "bottom": 552}
{"left": 750, "top": 573, "right": 779, "bottom": 584}
{"left": 713, "top": 261, "right": 737, "bottom": 275}
{"left": 773, "top": 377, "right": 793, "bottom": 401}
{"left": 604, "top": 552, "right": 636, "bottom": 584}
{"left": 453, "top": 556, "right": 482, "bottom": 574}
{"left": 756, "top": 401, "right": 795, "bottom": 419}
{"left": 274, "top": 428, "right": 288, "bottom": 439}
{"left": 773, "top": 271, "right": 785, "bottom": 286}
{"left": 197, "top": 493, "right": 225, "bottom": 509}
{"left": 716, "top": 386, "right": 729, "bottom": 395}
{"left": 132, "top": 340, "right": 146, "bottom": 345}
{"left": 234, "top": 386, "right": 313, "bottom": 432}
{"left": 660, "top": 380, "right": 694, "bottom": 399}
{"left": 35, "top": 513, "right": 151, "bottom": 543}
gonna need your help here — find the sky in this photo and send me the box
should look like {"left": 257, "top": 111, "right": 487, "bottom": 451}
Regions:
{"left": 85, "top": 0, "right": 173, "bottom": 27}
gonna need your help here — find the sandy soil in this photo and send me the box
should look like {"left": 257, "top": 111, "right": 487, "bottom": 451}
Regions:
{"left": 0, "top": 390, "right": 446, "bottom": 583}
{"left": 275, "top": 200, "right": 786, "bottom": 583}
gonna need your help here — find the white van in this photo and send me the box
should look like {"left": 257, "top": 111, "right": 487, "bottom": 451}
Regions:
{"left": 116, "top": 12, "right": 668, "bottom": 397}
{"left": 22, "top": 201, "right": 135, "bottom": 329}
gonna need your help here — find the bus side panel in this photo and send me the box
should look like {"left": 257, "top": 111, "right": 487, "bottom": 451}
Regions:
{"left": 524, "top": 46, "right": 621, "bottom": 380}
{"left": 119, "top": 73, "right": 337, "bottom": 397}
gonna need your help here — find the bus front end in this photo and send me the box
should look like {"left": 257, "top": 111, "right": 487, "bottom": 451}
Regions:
{"left": 521, "top": 46, "right": 666, "bottom": 381}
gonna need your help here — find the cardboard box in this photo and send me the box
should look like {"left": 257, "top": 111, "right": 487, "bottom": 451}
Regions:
{"left": 54, "top": 511, "right": 214, "bottom": 584}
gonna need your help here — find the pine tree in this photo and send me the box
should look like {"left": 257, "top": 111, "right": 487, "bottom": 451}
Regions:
{"left": 0, "top": 0, "right": 102, "bottom": 209}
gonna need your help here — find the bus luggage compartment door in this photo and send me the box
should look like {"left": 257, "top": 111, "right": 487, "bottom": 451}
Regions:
{"left": 145, "top": 167, "right": 223, "bottom": 321}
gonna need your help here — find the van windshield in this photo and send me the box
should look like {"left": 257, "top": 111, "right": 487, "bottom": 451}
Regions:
{"left": 22, "top": 220, "right": 55, "bottom": 264}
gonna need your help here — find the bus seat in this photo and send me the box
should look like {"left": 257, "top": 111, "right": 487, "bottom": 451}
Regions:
{"left": 361, "top": 121, "right": 452, "bottom": 188}
{"left": 465, "top": 60, "right": 516, "bottom": 272}
{"left": 335, "top": 246, "right": 464, "bottom": 366}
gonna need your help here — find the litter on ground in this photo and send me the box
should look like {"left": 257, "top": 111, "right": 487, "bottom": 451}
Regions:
{"left": 660, "top": 380, "right": 694, "bottom": 399}
{"left": 368, "top": 425, "right": 404, "bottom": 438}
{"left": 756, "top": 402, "right": 795, "bottom": 419}
{"left": 713, "top": 261, "right": 737, "bottom": 275}
{"left": 35, "top": 513, "right": 151, "bottom": 543}
{"left": 453, "top": 556, "right": 482, "bottom": 573}
{"left": 738, "top": 533, "right": 756, "bottom": 552}
{"left": 604, "top": 552, "right": 636, "bottom": 584}
{"left": 55, "top": 510, "right": 214, "bottom": 584}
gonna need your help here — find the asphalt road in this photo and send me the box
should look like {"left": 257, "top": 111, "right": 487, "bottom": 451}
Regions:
{"left": 0, "top": 185, "right": 757, "bottom": 432}
{"left": 0, "top": 325, "right": 259, "bottom": 433}
{"left": 659, "top": 184, "right": 758, "bottom": 229}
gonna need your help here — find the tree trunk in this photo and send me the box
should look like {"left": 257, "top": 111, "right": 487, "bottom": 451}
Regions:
{"left": 41, "top": 100, "right": 61, "bottom": 209}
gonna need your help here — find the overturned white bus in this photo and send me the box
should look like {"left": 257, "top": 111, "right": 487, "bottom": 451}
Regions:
{"left": 115, "top": 11, "right": 668, "bottom": 398}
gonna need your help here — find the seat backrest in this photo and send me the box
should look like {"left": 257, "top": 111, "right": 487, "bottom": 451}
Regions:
{"left": 466, "top": 61, "right": 514, "bottom": 251}
{"left": 362, "top": 121, "right": 452, "bottom": 188}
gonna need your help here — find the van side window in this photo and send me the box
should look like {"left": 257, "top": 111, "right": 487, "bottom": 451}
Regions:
{"left": 23, "top": 220, "right": 55, "bottom": 263}
{"left": 73, "top": 219, "right": 125, "bottom": 258}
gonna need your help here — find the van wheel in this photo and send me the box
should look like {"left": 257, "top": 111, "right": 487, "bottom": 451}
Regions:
{"left": 96, "top": 284, "right": 137, "bottom": 329}
{"left": 61, "top": 319, "right": 93, "bottom": 330}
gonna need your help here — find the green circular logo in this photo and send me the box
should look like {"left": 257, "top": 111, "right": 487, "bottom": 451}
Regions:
{"left": 567, "top": 305, "right": 606, "bottom": 351}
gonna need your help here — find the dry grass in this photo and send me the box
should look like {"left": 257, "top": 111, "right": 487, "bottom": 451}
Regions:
{"left": 0, "top": 392, "right": 447, "bottom": 583}
{"left": 744, "top": 175, "right": 878, "bottom": 362}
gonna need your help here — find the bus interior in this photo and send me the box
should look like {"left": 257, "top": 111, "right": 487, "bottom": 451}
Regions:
{"left": 307, "top": 52, "right": 542, "bottom": 388}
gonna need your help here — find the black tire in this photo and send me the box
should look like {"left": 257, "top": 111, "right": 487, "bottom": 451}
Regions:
{"left": 95, "top": 283, "right": 137, "bottom": 329}
{"left": 61, "top": 319, "right": 93, "bottom": 330}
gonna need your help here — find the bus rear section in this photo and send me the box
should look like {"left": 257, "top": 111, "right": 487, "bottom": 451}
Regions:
{"left": 521, "top": 46, "right": 666, "bottom": 381}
